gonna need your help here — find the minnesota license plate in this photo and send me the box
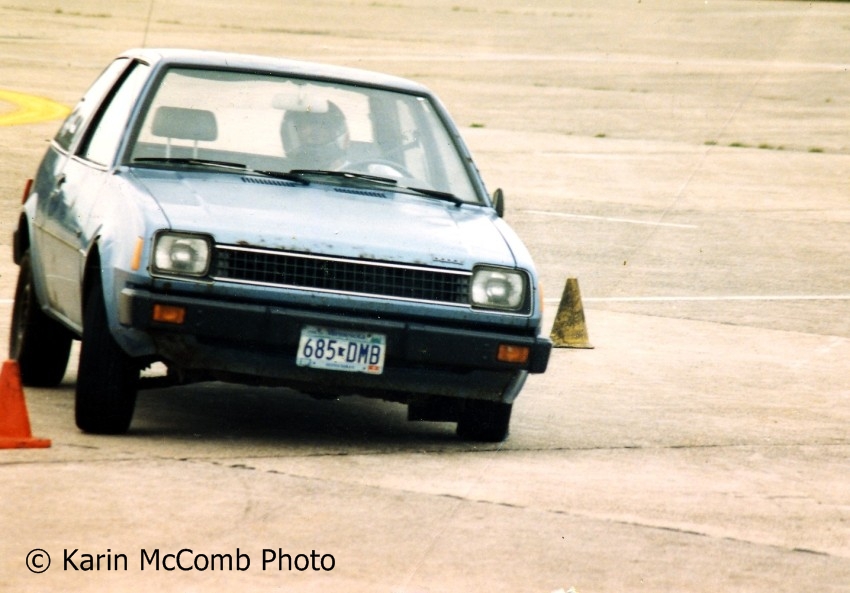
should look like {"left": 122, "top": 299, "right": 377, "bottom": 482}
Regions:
{"left": 296, "top": 325, "right": 386, "bottom": 374}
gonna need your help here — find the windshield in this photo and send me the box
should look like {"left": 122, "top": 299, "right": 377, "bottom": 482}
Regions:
{"left": 128, "top": 67, "right": 481, "bottom": 203}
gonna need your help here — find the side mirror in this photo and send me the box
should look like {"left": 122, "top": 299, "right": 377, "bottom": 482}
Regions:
{"left": 492, "top": 188, "right": 505, "bottom": 218}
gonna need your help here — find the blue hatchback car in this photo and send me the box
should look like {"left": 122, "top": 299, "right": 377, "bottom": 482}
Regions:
{"left": 10, "top": 49, "right": 551, "bottom": 441}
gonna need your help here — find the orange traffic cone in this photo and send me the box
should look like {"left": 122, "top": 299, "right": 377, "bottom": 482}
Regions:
{"left": 0, "top": 360, "right": 51, "bottom": 449}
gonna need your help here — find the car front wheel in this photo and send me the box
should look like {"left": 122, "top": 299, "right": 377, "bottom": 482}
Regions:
{"left": 10, "top": 251, "right": 73, "bottom": 386}
{"left": 456, "top": 400, "right": 513, "bottom": 442}
{"left": 75, "top": 275, "right": 139, "bottom": 434}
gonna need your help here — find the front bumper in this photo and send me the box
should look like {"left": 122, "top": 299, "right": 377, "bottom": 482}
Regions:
{"left": 119, "top": 288, "right": 551, "bottom": 403}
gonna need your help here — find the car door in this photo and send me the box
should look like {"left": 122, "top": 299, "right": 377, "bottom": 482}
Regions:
{"left": 35, "top": 59, "right": 150, "bottom": 328}
{"left": 34, "top": 58, "right": 131, "bottom": 325}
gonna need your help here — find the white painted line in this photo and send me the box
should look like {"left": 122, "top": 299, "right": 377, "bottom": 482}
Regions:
{"left": 7, "top": 295, "right": 849, "bottom": 305}
{"left": 7, "top": 295, "right": 848, "bottom": 306}
{"left": 522, "top": 209, "right": 698, "bottom": 229}
{"left": 546, "top": 295, "right": 850, "bottom": 304}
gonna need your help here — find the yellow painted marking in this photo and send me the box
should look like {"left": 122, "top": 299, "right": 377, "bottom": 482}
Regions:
{"left": 0, "top": 89, "right": 70, "bottom": 126}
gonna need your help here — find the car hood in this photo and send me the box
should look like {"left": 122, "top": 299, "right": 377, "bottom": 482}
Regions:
{"left": 130, "top": 169, "right": 516, "bottom": 269}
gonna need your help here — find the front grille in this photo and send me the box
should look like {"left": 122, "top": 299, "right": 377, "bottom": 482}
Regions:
{"left": 213, "top": 245, "right": 471, "bottom": 306}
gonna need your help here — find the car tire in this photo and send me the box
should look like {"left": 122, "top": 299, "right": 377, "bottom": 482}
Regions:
{"left": 75, "top": 275, "right": 139, "bottom": 434}
{"left": 456, "top": 400, "right": 512, "bottom": 442}
{"left": 9, "top": 251, "right": 73, "bottom": 387}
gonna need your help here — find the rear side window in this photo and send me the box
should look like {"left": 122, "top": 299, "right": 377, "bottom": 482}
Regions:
{"left": 53, "top": 58, "right": 130, "bottom": 152}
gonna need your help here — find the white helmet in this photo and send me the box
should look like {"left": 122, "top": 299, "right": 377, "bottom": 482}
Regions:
{"left": 281, "top": 101, "right": 348, "bottom": 169}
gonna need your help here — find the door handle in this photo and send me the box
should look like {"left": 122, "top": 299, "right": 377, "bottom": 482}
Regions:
{"left": 48, "top": 174, "right": 66, "bottom": 200}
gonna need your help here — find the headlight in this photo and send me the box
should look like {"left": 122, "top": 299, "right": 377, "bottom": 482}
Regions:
{"left": 470, "top": 266, "right": 527, "bottom": 311}
{"left": 152, "top": 232, "right": 212, "bottom": 277}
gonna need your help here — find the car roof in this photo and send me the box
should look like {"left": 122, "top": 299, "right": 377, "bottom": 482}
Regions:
{"left": 120, "top": 48, "right": 432, "bottom": 95}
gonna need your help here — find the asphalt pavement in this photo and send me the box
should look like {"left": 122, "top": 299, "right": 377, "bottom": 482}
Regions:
{"left": 0, "top": 1, "right": 848, "bottom": 591}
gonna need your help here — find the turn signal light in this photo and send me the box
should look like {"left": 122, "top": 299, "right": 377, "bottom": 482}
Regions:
{"left": 131, "top": 237, "right": 144, "bottom": 271}
{"left": 152, "top": 304, "right": 186, "bottom": 325}
{"left": 21, "top": 179, "right": 33, "bottom": 204}
{"left": 497, "top": 344, "right": 530, "bottom": 364}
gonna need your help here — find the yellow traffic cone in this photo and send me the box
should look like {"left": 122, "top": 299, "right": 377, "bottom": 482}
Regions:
{"left": 549, "top": 278, "right": 593, "bottom": 349}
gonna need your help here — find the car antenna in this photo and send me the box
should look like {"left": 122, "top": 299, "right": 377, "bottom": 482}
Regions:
{"left": 142, "top": 0, "right": 155, "bottom": 48}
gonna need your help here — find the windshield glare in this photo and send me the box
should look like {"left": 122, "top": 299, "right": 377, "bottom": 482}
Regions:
{"left": 129, "top": 67, "right": 481, "bottom": 203}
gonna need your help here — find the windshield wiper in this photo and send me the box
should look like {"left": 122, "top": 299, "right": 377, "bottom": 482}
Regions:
{"left": 402, "top": 186, "right": 466, "bottom": 207}
{"left": 133, "top": 158, "right": 310, "bottom": 186}
{"left": 133, "top": 157, "right": 248, "bottom": 171}
{"left": 288, "top": 169, "right": 399, "bottom": 186}
{"left": 252, "top": 169, "right": 310, "bottom": 185}
{"left": 289, "top": 169, "right": 467, "bottom": 206}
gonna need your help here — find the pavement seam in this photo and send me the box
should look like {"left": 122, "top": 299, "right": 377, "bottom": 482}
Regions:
{"left": 162, "top": 456, "right": 847, "bottom": 562}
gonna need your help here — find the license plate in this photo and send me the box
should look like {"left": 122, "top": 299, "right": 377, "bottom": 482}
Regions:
{"left": 296, "top": 325, "right": 386, "bottom": 374}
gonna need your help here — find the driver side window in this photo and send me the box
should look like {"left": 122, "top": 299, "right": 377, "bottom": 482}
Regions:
{"left": 53, "top": 58, "right": 130, "bottom": 152}
{"left": 79, "top": 62, "right": 151, "bottom": 166}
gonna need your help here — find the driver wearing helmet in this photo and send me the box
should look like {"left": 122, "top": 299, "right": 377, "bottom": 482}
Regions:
{"left": 280, "top": 101, "right": 350, "bottom": 170}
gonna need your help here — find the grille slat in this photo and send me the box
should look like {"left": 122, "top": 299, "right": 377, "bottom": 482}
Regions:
{"left": 214, "top": 246, "right": 470, "bottom": 306}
